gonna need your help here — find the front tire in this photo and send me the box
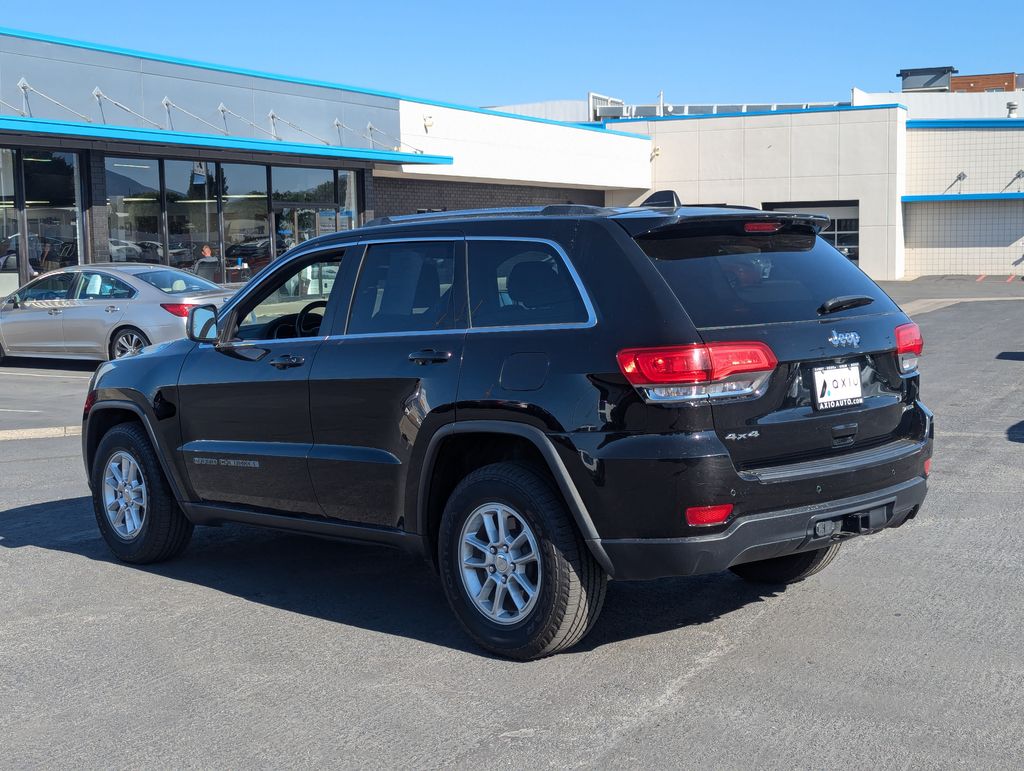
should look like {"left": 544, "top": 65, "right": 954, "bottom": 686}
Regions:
{"left": 109, "top": 327, "right": 150, "bottom": 359}
{"left": 729, "top": 544, "right": 840, "bottom": 584}
{"left": 439, "top": 462, "right": 607, "bottom": 660}
{"left": 91, "top": 422, "right": 193, "bottom": 563}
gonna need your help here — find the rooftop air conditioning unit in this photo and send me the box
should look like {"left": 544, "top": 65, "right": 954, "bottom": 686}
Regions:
{"left": 595, "top": 105, "right": 626, "bottom": 118}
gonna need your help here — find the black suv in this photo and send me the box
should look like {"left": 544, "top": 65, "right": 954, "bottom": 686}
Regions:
{"left": 82, "top": 205, "right": 933, "bottom": 659}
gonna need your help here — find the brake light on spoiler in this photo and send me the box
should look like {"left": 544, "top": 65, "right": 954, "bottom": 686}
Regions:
{"left": 617, "top": 342, "right": 778, "bottom": 402}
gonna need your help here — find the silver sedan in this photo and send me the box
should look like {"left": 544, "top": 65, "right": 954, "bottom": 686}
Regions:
{"left": 0, "top": 263, "right": 234, "bottom": 362}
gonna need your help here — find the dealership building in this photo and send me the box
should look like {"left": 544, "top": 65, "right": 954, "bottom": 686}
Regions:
{"left": 1, "top": 28, "right": 1022, "bottom": 295}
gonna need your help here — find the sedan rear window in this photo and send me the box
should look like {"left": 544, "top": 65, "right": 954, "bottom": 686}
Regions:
{"left": 636, "top": 229, "right": 897, "bottom": 328}
{"left": 136, "top": 270, "right": 220, "bottom": 295}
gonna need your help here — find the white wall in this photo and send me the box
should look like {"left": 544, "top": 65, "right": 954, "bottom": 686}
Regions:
{"left": 905, "top": 200, "right": 1024, "bottom": 276}
{"left": 853, "top": 87, "right": 1023, "bottom": 119}
{"left": 387, "top": 101, "right": 652, "bottom": 192}
{"left": 907, "top": 128, "right": 1024, "bottom": 195}
{"left": 606, "top": 106, "right": 907, "bottom": 280}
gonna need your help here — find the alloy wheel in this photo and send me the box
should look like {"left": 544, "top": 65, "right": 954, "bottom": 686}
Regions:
{"left": 459, "top": 502, "right": 542, "bottom": 625}
{"left": 102, "top": 451, "right": 148, "bottom": 540}
{"left": 113, "top": 332, "right": 146, "bottom": 358}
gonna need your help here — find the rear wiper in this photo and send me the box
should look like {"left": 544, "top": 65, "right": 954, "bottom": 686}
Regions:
{"left": 817, "top": 294, "right": 875, "bottom": 315}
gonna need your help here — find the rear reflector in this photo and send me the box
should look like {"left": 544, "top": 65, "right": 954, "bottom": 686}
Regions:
{"left": 743, "top": 221, "right": 783, "bottom": 233}
{"left": 617, "top": 342, "right": 777, "bottom": 402}
{"left": 924, "top": 458, "right": 932, "bottom": 477}
{"left": 160, "top": 303, "right": 198, "bottom": 317}
{"left": 686, "top": 504, "right": 734, "bottom": 527}
{"left": 895, "top": 322, "right": 923, "bottom": 372}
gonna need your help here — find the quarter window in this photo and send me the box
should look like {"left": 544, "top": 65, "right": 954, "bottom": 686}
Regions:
{"left": 347, "top": 242, "right": 456, "bottom": 334}
{"left": 467, "top": 240, "right": 587, "bottom": 328}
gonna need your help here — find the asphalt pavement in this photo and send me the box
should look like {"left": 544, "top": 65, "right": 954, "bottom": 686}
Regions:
{"left": 1, "top": 278, "right": 1022, "bottom": 768}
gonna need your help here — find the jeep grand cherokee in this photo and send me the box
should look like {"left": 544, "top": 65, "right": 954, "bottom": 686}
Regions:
{"left": 82, "top": 204, "right": 933, "bottom": 660}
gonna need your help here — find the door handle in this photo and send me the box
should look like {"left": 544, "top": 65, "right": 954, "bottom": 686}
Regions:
{"left": 47, "top": 309, "right": 63, "bottom": 316}
{"left": 268, "top": 354, "right": 306, "bottom": 370}
{"left": 105, "top": 305, "right": 120, "bottom": 313}
{"left": 408, "top": 349, "right": 453, "bottom": 365}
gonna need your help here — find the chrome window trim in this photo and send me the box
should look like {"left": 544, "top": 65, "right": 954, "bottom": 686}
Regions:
{"left": 212, "top": 233, "right": 599, "bottom": 346}
{"left": 465, "top": 236, "right": 597, "bottom": 332}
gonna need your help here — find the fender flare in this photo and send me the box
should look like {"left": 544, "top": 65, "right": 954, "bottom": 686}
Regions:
{"left": 85, "top": 399, "right": 189, "bottom": 504}
{"left": 417, "top": 420, "right": 615, "bottom": 576}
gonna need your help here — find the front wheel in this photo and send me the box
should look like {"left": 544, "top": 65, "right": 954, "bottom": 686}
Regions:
{"left": 91, "top": 422, "right": 193, "bottom": 563}
{"left": 438, "top": 462, "right": 607, "bottom": 660}
{"left": 729, "top": 544, "right": 841, "bottom": 584}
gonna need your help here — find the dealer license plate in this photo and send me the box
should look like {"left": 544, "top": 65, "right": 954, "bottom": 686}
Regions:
{"left": 812, "top": 363, "right": 863, "bottom": 410}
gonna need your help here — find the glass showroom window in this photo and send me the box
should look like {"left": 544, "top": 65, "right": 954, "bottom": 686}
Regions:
{"left": 0, "top": 148, "right": 19, "bottom": 296}
{"left": 22, "top": 150, "right": 83, "bottom": 274}
{"left": 105, "top": 157, "right": 161, "bottom": 265}
{"left": 221, "top": 163, "right": 271, "bottom": 279}
{"left": 166, "top": 160, "right": 219, "bottom": 279}
{"left": 339, "top": 170, "right": 358, "bottom": 231}
{"left": 272, "top": 166, "right": 339, "bottom": 254}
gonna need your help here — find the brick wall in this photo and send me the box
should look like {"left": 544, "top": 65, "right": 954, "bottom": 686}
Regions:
{"left": 372, "top": 177, "right": 604, "bottom": 218}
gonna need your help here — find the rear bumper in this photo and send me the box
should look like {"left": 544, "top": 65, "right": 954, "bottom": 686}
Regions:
{"left": 594, "top": 475, "right": 927, "bottom": 580}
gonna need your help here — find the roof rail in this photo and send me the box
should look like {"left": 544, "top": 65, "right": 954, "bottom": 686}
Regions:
{"left": 362, "top": 204, "right": 612, "bottom": 228}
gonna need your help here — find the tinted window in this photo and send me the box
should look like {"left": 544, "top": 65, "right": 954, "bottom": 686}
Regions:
{"left": 348, "top": 242, "right": 456, "bottom": 334}
{"left": 76, "top": 272, "right": 135, "bottom": 300}
{"left": 637, "top": 230, "right": 897, "bottom": 328}
{"left": 136, "top": 270, "right": 220, "bottom": 294}
{"left": 468, "top": 240, "right": 588, "bottom": 328}
{"left": 21, "top": 273, "right": 74, "bottom": 301}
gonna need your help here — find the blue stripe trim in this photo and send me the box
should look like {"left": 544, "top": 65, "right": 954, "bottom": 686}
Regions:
{"left": 0, "top": 114, "right": 452, "bottom": 165}
{"left": 902, "top": 193, "right": 1024, "bottom": 202}
{"left": 907, "top": 119, "right": 1024, "bottom": 129}
{"left": 604, "top": 103, "right": 909, "bottom": 124}
{"left": 0, "top": 27, "right": 649, "bottom": 141}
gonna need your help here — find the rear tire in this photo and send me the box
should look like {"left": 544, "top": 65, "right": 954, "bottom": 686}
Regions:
{"left": 730, "top": 544, "right": 840, "bottom": 584}
{"left": 109, "top": 327, "right": 150, "bottom": 360}
{"left": 438, "top": 462, "right": 607, "bottom": 660}
{"left": 91, "top": 422, "right": 193, "bottom": 564}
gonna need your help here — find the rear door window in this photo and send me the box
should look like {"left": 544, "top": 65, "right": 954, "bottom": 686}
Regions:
{"left": 636, "top": 228, "right": 897, "bottom": 328}
{"left": 76, "top": 272, "right": 135, "bottom": 300}
{"left": 467, "top": 240, "right": 588, "bottom": 328}
{"left": 347, "top": 241, "right": 457, "bottom": 334}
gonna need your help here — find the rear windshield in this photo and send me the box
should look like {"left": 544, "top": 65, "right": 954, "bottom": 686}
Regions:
{"left": 135, "top": 269, "right": 220, "bottom": 295}
{"left": 637, "top": 229, "right": 897, "bottom": 328}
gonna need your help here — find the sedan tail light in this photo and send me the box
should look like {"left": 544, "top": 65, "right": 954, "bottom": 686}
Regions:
{"left": 895, "top": 322, "right": 923, "bottom": 373}
{"left": 616, "top": 342, "right": 778, "bottom": 402}
{"left": 160, "top": 303, "right": 198, "bottom": 318}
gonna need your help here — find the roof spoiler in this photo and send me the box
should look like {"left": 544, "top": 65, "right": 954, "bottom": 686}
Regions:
{"left": 620, "top": 211, "right": 831, "bottom": 238}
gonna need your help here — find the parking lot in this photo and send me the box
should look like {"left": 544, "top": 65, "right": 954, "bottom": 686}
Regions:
{"left": 1, "top": 276, "right": 1022, "bottom": 768}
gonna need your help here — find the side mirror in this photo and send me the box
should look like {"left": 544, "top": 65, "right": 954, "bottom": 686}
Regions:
{"left": 5, "top": 294, "right": 19, "bottom": 309}
{"left": 187, "top": 304, "right": 220, "bottom": 343}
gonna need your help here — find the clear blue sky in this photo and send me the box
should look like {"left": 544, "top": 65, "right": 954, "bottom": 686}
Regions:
{"left": 3, "top": 0, "right": 1022, "bottom": 107}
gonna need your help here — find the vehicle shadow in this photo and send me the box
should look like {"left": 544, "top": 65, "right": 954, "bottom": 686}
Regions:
{"left": 0, "top": 496, "right": 779, "bottom": 657}
{"left": 1, "top": 357, "right": 99, "bottom": 373}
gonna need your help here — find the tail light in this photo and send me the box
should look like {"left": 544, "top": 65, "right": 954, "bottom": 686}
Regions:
{"left": 686, "top": 504, "right": 734, "bottom": 527}
{"left": 616, "top": 342, "right": 777, "bottom": 402}
{"left": 160, "top": 303, "right": 198, "bottom": 318}
{"left": 895, "top": 323, "right": 923, "bottom": 373}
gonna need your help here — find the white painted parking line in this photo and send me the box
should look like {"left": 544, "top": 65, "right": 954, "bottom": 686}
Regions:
{"left": 0, "top": 408, "right": 43, "bottom": 413}
{"left": 0, "top": 371, "right": 92, "bottom": 380}
{"left": 0, "top": 425, "right": 82, "bottom": 441}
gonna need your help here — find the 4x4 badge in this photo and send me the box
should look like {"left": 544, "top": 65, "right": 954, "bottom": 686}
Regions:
{"left": 828, "top": 330, "right": 861, "bottom": 348}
